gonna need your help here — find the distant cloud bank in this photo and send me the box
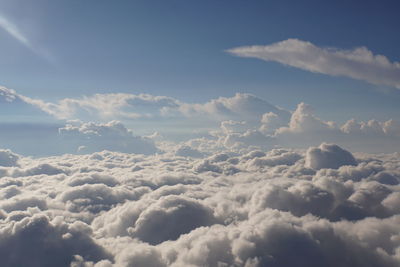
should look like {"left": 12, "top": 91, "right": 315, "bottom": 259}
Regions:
{"left": 1, "top": 86, "right": 400, "bottom": 155}
{"left": 228, "top": 38, "right": 400, "bottom": 89}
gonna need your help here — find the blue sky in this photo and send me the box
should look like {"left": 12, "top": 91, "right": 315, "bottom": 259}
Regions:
{"left": 2, "top": 2, "right": 400, "bottom": 266}
{"left": 1, "top": 0, "right": 400, "bottom": 155}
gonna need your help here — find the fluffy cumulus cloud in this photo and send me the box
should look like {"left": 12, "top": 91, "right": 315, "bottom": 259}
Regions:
{"left": 58, "top": 120, "right": 158, "bottom": 155}
{"left": 305, "top": 143, "right": 357, "bottom": 170}
{"left": 178, "top": 93, "right": 290, "bottom": 123}
{"left": 1, "top": 85, "right": 289, "bottom": 126}
{"left": 0, "top": 87, "right": 159, "bottom": 156}
{"left": 0, "top": 143, "right": 399, "bottom": 266}
{"left": 26, "top": 93, "right": 181, "bottom": 121}
{"left": 2, "top": 85, "right": 400, "bottom": 155}
{"left": 273, "top": 103, "right": 400, "bottom": 153}
{"left": 228, "top": 38, "right": 400, "bottom": 89}
{"left": 199, "top": 101, "right": 400, "bottom": 154}
{"left": 0, "top": 149, "right": 19, "bottom": 167}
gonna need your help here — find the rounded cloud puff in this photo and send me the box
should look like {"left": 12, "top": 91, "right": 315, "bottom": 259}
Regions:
{"left": 128, "top": 195, "right": 216, "bottom": 245}
{"left": 305, "top": 143, "right": 357, "bottom": 170}
{"left": 0, "top": 149, "right": 19, "bottom": 167}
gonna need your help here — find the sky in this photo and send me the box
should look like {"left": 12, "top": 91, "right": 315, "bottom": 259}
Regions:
{"left": 1, "top": 0, "right": 400, "bottom": 116}
{"left": 0, "top": 0, "right": 400, "bottom": 156}
{"left": 2, "top": 2, "right": 400, "bottom": 267}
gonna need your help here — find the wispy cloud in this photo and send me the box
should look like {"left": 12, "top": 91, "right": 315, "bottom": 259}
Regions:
{"left": 0, "top": 13, "right": 54, "bottom": 62}
{"left": 0, "top": 13, "right": 32, "bottom": 48}
{"left": 228, "top": 39, "right": 400, "bottom": 89}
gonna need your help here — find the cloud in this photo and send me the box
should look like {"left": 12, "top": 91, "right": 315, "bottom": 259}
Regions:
{"left": 174, "top": 145, "right": 204, "bottom": 158}
{"left": 0, "top": 87, "right": 18, "bottom": 103}
{"left": 228, "top": 38, "right": 400, "bottom": 89}
{"left": 0, "top": 214, "right": 111, "bottom": 266}
{"left": 0, "top": 87, "right": 54, "bottom": 120}
{"left": 0, "top": 149, "right": 19, "bottom": 167}
{"left": 0, "top": 145, "right": 398, "bottom": 266}
{"left": 127, "top": 195, "right": 217, "bottom": 245}
{"left": 180, "top": 98, "right": 400, "bottom": 154}
{"left": 26, "top": 93, "right": 181, "bottom": 121}
{"left": 278, "top": 102, "right": 336, "bottom": 134}
{"left": 270, "top": 102, "right": 400, "bottom": 153}
{"left": 58, "top": 121, "right": 159, "bottom": 155}
{"left": 0, "top": 14, "right": 53, "bottom": 62}
{"left": 2, "top": 85, "right": 400, "bottom": 154}
{"left": 305, "top": 143, "right": 357, "bottom": 170}
{"left": 113, "top": 243, "right": 166, "bottom": 267}
{"left": 246, "top": 149, "right": 302, "bottom": 169}
{"left": 0, "top": 99, "right": 160, "bottom": 156}
{"left": 0, "top": 14, "right": 31, "bottom": 48}
{"left": 179, "top": 93, "right": 289, "bottom": 122}
{"left": 18, "top": 88, "right": 289, "bottom": 126}
{"left": 221, "top": 129, "right": 275, "bottom": 150}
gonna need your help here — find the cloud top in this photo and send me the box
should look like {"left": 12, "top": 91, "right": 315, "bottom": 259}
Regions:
{"left": 305, "top": 143, "right": 357, "bottom": 170}
{"left": 0, "top": 144, "right": 399, "bottom": 266}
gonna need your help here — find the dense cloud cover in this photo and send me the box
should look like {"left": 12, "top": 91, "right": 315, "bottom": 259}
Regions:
{"left": 0, "top": 144, "right": 399, "bottom": 266}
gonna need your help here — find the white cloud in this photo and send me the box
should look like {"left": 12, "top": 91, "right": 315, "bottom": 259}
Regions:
{"left": 0, "top": 14, "right": 53, "bottom": 62}
{"left": 0, "top": 14, "right": 31, "bottom": 48}
{"left": 221, "top": 129, "right": 275, "bottom": 150}
{"left": 246, "top": 149, "right": 302, "bottom": 169}
{"left": 0, "top": 149, "right": 19, "bottom": 167}
{"left": 2, "top": 85, "right": 400, "bottom": 154}
{"left": 15, "top": 88, "right": 289, "bottom": 126}
{"left": 228, "top": 38, "right": 400, "bottom": 89}
{"left": 272, "top": 103, "right": 400, "bottom": 153}
{"left": 259, "top": 112, "right": 288, "bottom": 134}
{"left": 0, "top": 145, "right": 398, "bottom": 266}
{"left": 184, "top": 101, "right": 400, "bottom": 154}
{"left": 27, "top": 93, "right": 181, "bottom": 121}
{"left": 278, "top": 102, "right": 336, "bottom": 134}
{"left": 0, "top": 87, "right": 18, "bottom": 103}
{"left": 0, "top": 214, "right": 111, "bottom": 266}
{"left": 0, "top": 86, "right": 54, "bottom": 120}
{"left": 127, "top": 195, "right": 217, "bottom": 245}
{"left": 305, "top": 143, "right": 357, "bottom": 170}
{"left": 0, "top": 91, "right": 161, "bottom": 155}
{"left": 179, "top": 93, "right": 289, "bottom": 121}
{"left": 174, "top": 145, "right": 204, "bottom": 158}
{"left": 58, "top": 121, "right": 159, "bottom": 155}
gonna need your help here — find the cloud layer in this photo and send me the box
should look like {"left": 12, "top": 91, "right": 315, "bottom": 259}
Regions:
{"left": 0, "top": 144, "right": 399, "bottom": 266}
{"left": 24, "top": 91, "right": 289, "bottom": 125}
{"left": 228, "top": 39, "right": 400, "bottom": 89}
{"left": 2, "top": 85, "right": 400, "bottom": 155}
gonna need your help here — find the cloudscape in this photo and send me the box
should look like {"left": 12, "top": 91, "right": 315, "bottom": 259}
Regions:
{"left": 0, "top": 1, "right": 400, "bottom": 266}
